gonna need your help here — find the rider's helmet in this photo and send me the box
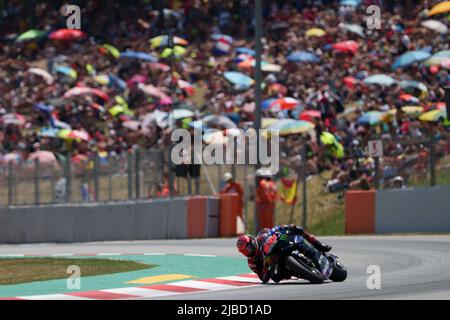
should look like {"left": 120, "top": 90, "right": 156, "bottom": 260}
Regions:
{"left": 236, "top": 234, "right": 259, "bottom": 258}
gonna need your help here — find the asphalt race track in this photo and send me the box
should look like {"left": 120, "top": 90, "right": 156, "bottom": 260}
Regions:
{"left": 1, "top": 236, "right": 449, "bottom": 300}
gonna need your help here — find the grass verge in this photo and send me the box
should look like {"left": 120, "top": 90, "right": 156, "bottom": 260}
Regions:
{"left": 0, "top": 257, "right": 153, "bottom": 285}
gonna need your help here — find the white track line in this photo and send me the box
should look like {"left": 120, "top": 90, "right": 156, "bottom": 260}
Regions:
{"left": 143, "top": 253, "right": 166, "bottom": 256}
{"left": 96, "top": 253, "right": 122, "bottom": 256}
{"left": 170, "top": 280, "right": 237, "bottom": 291}
{"left": 101, "top": 287, "right": 176, "bottom": 298}
{"left": 50, "top": 253, "right": 75, "bottom": 257}
{"left": 217, "top": 276, "right": 262, "bottom": 284}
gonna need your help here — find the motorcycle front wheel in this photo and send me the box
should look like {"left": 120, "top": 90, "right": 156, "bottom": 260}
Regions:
{"left": 329, "top": 261, "right": 347, "bottom": 282}
{"left": 284, "top": 256, "right": 324, "bottom": 284}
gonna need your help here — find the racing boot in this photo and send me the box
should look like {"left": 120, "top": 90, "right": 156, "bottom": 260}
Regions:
{"left": 303, "top": 232, "right": 332, "bottom": 252}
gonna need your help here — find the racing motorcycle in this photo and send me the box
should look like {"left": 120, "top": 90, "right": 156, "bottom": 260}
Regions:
{"left": 263, "top": 231, "right": 347, "bottom": 284}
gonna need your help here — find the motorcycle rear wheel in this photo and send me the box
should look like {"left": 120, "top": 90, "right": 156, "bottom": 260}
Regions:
{"left": 285, "top": 256, "right": 324, "bottom": 284}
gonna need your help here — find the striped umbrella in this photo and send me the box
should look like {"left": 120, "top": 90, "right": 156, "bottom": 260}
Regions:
{"left": 267, "top": 119, "right": 315, "bottom": 136}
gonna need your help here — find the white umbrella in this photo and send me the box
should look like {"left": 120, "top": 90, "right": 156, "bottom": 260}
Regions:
{"left": 27, "top": 68, "right": 54, "bottom": 84}
{"left": 340, "top": 23, "right": 365, "bottom": 38}
{"left": 421, "top": 20, "right": 448, "bottom": 34}
{"left": 141, "top": 110, "right": 168, "bottom": 128}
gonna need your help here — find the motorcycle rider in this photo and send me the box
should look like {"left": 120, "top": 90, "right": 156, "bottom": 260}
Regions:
{"left": 236, "top": 224, "right": 332, "bottom": 283}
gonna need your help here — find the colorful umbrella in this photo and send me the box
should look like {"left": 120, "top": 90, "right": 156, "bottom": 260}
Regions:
{"left": 237, "top": 59, "right": 282, "bottom": 72}
{"left": 267, "top": 119, "right": 314, "bottom": 136}
{"left": 305, "top": 28, "right": 326, "bottom": 37}
{"left": 332, "top": 41, "right": 359, "bottom": 54}
{"left": 320, "top": 132, "right": 345, "bottom": 158}
{"left": 223, "top": 72, "right": 254, "bottom": 88}
{"left": 33, "top": 103, "right": 54, "bottom": 113}
{"left": 150, "top": 62, "right": 171, "bottom": 72}
{"left": 17, "top": 29, "right": 46, "bottom": 42}
{"left": 399, "top": 93, "right": 420, "bottom": 104}
{"left": 391, "top": 50, "right": 431, "bottom": 70}
{"left": 427, "top": 1, "right": 450, "bottom": 16}
{"left": 400, "top": 80, "right": 428, "bottom": 99}
{"left": 27, "top": 68, "right": 54, "bottom": 84}
{"left": 357, "top": 111, "right": 385, "bottom": 125}
{"left": 120, "top": 51, "right": 157, "bottom": 62}
{"left": 49, "top": 29, "right": 86, "bottom": 41}
{"left": 262, "top": 98, "right": 278, "bottom": 110}
{"left": 421, "top": 20, "right": 448, "bottom": 34}
{"left": 363, "top": 74, "right": 396, "bottom": 86}
{"left": 0, "top": 153, "right": 21, "bottom": 165}
{"left": 269, "top": 97, "right": 300, "bottom": 111}
{"left": 425, "top": 102, "right": 446, "bottom": 112}
{"left": 1, "top": 113, "right": 26, "bottom": 127}
{"left": 55, "top": 66, "right": 77, "bottom": 79}
{"left": 210, "top": 34, "right": 233, "bottom": 43}
{"left": 150, "top": 35, "right": 188, "bottom": 48}
{"left": 419, "top": 109, "right": 447, "bottom": 122}
{"left": 268, "top": 83, "right": 288, "bottom": 96}
{"left": 287, "top": 51, "right": 320, "bottom": 63}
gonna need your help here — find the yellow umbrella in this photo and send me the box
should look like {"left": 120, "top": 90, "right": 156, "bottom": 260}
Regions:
{"left": 428, "top": 1, "right": 450, "bottom": 16}
{"left": 306, "top": 28, "right": 326, "bottom": 37}
{"left": 102, "top": 44, "right": 120, "bottom": 59}
{"left": 160, "top": 46, "right": 186, "bottom": 58}
{"left": 94, "top": 74, "right": 109, "bottom": 86}
{"left": 57, "top": 129, "right": 72, "bottom": 140}
{"left": 401, "top": 106, "right": 424, "bottom": 115}
{"left": 419, "top": 109, "right": 447, "bottom": 122}
{"left": 262, "top": 118, "right": 278, "bottom": 129}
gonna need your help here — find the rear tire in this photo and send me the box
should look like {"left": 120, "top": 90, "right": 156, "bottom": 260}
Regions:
{"left": 285, "top": 256, "right": 324, "bottom": 284}
{"left": 329, "top": 261, "right": 347, "bottom": 282}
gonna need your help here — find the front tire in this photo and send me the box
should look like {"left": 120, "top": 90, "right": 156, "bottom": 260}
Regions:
{"left": 329, "top": 261, "right": 347, "bottom": 282}
{"left": 285, "top": 256, "right": 324, "bottom": 284}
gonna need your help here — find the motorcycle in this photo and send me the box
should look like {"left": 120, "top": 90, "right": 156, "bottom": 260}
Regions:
{"left": 262, "top": 231, "right": 347, "bottom": 284}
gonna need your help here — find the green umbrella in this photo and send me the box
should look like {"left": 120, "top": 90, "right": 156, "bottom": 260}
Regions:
{"left": 17, "top": 29, "right": 46, "bottom": 42}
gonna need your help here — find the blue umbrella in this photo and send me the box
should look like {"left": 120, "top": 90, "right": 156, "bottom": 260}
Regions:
{"left": 120, "top": 51, "right": 157, "bottom": 62}
{"left": 235, "top": 47, "right": 255, "bottom": 56}
{"left": 223, "top": 72, "right": 254, "bottom": 88}
{"left": 262, "top": 98, "right": 277, "bottom": 110}
{"left": 341, "top": 0, "right": 361, "bottom": 6}
{"left": 33, "top": 102, "right": 54, "bottom": 113}
{"left": 55, "top": 66, "right": 77, "bottom": 79}
{"left": 391, "top": 50, "right": 431, "bottom": 70}
{"left": 286, "top": 51, "right": 320, "bottom": 63}
{"left": 432, "top": 50, "right": 450, "bottom": 58}
{"left": 108, "top": 73, "right": 127, "bottom": 91}
{"left": 363, "top": 74, "right": 397, "bottom": 86}
{"left": 38, "top": 127, "right": 60, "bottom": 138}
{"left": 357, "top": 111, "right": 384, "bottom": 126}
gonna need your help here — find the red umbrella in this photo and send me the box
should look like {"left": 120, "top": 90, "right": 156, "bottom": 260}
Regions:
{"left": 68, "top": 130, "right": 91, "bottom": 142}
{"left": 343, "top": 76, "right": 357, "bottom": 90}
{"left": 64, "top": 87, "right": 109, "bottom": 102}
{"left": 178, "top": 79, "right": 195, "bottom": 96}
{"left": 269, "top": 97, "right": 299, "bottom": 111}
{"left": 333, "top": 41, "right": 359, "bottom": 54}
{"left": 299, "top": 110, "right": 322, "bottom": 122}
{"left": 268, "top": 83, "right": 288, "bottom": 96}
{"left": 425, "top": 102, "right": 446, "bottom": 112}
{"left": 49, "top": 29, "right": 86, "bottom": 41}
{"left": 399, "top": 93, "right": 420, "bottom": 104}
